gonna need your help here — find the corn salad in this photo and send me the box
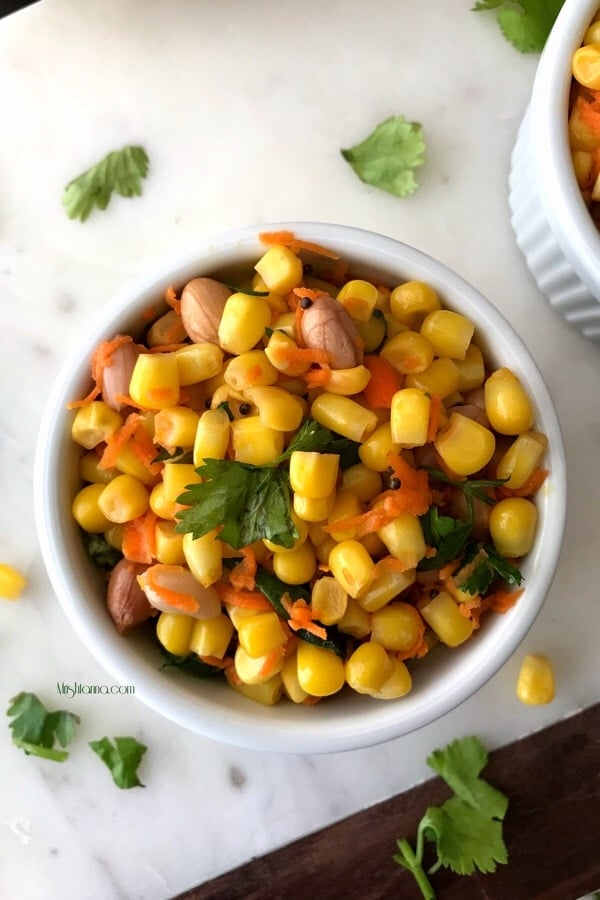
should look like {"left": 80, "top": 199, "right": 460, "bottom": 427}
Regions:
{"left": 69, "top": 231, "right": 549, "bottom": 707}
{"left": 569, "top": 8, "right": 600, "bottom": 228}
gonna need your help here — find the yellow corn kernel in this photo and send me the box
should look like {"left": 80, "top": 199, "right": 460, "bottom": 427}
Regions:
{"left": 71, "top": 402, "right": 123, "bottom": 449}
{"left": 281, "top": 654, "right": 309, "bottom": 704}
{"left": 454, "top": 343, "right": 485, "bottom": 392}
{"left": 237, "top": 611, "right": 287, "bottom": 658}
{"left": 263, "top": 510, "right": 309, "bottom": 553}
{"left": 72, "top": 483, "right": 114, "bottom": 533}
{"left": 489, "top": 497, "right": 537, "bottom": 557}
{"left": 359, "top": 423, "right": 401, "bottom": 472}
{"left": 264, "top": 330, "right": 310, "bottom": 376}
{"left": 495, "top": 431, "right": 548, "bottom": 489}
{"left": 516, "top": 654, "right": 555, "bottom": 705}
{"left": 341, "top": 463, "right": 382, "bottom": 503}
{"left": 356, "top": 310, "right": 387, "bottom": 352}
{"left": 572, "top": 150, "right": 593, "bottom": 190}
{"left": 254, "top": 245, "right": 303, "bottom": 294}
{"left": 147, "top": 309, "right": 187, "bottom": 347}
{"left": 193, "top": 407, "right": 231, "bottom": 467}
{"left": 390, "top": 281, "right": 441, "bottom": 324}
{"left": 390, "top": 388, "right": 431, "bottom": 447}
{"left": 406, "top": 358, "right": 461, "bottom": 399}
{"left": 360, "top": 531, "right": 387, "bottom": 557}
{"left": 183, "top": 530, "right": 223, "bottom": 587}
{"left": 230, "top": 416, "right": 284, "bottom": 465}
{"left": 315, "top": 536, "right": 338, "bottom": 566}
{"left": 311, "top": 393, "right": 378, "bottom": 442}
{"left": 78, "top": 451, "right": 116, "bottom": 485}
{"left": 104, "top": 525, "right": 123, "bottom": 550}
{"left": 337, "top": 597, "right": 371, "bottom": 638}
{"left": 293, "top": 492, "right": 336, "bottom": 522}
{"left": 189, "top": 613, "right": 234, "bottom": 659}
{"left": 572, "top": 42, "right": 600, "bottom": 90}
{"left": 377, "top": 513, "right": 426, "bottom": 567}
{"left": 224, "top": 349, "right": 278, "bottom": 391}
{"left": 225, "top": 604, "right": 260, "bottom": 631}
{"left": 371, "top": 602, "right": 424, "bottom": 652}
{"left": 484, "top": 368, "right": 534, "bottom": 435}
{"left": 251, "top": 276, "right": 289, "bottom": 319}
{"left": 357, "top": 567, "right": 416, "bottom": 613}
{"left": 156, "top": 611, "right": 195, "bottom": 656}
{"left": 272, "top": 542, "right": 317, "bottom": 585}
{"left": 174, "top": 343, "right": 223, "bottom": 386}
{"left": 383, "top": 311, "right": 410, "bottom": 339}
{"left": 226, "top": 670, "right": 284, "bottom": 705}
{"left": 372, "top": 658, "right": 412, "bottom": 699}
{"left": 155, "top": 520, "right": 186, "bottom": 565}
{"left": 98, "top": 474, "right": 149, "bottom": 524}
{"left": 296, "top": 642, "right": 345, "bottom": 697}
{"left": 584, "top": 21, "right": 600, "bottom": 43}
{"left": 128, "top": 353, "right": 180, "bottom": 410}
{"left": 328, "top": 540, "right": 375, "bottom": 598}
{"left": 434, "top": 412, "right": 496, "bottom": 476}
{"left": 327, "top": 490, "right": 364, "bottom": 541}
{"left": 218, "top": 293, "right": 271, "bottom": 356}
{"left": 113, "top": 443, "right": 157, "bottom": 485}
{"left": 320, "top": 365, "right": 372, "bottom": 396}
{"left": 162, "top": 463, "right": 201, "bottom": 508}
{"left": 336, "top": 279, "right": 379, "bottom": 323}
{"left": 307, "top": 521, "right": 329, "bottom": 546}
{"left": 244, "top": 385, "right": 305, "bottom": 432}
{"left": 234, "top": 645, "right": 285, "bottom": 685}
{"left": 420, "top": 309, "right": 474, "bottom": 360}
{"left": 289, "top": 451, "right": 340, "bottom": 499}
{"left": 154, "top": 407, "right": 199, "bottom": 451}
{"left": 311, "top": 575, "right": 348, "bottom": 625}
{"left": 0, "top": 564, "right": 26, "bottom": 600}
{"left": 345, "top": 642, "right": 393, "bottom": 695}
{"left": 380, "top": 331, "right": 434, "bottom": 375}
{"left": 149, "top": 482, "right": 176, "bottom": 519}
{"left": 419, "top": 590, "right": 473, "bottom": 647}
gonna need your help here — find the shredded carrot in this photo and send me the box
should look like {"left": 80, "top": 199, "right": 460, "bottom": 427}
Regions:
{"left": 67, "top": 334, "right": 134, "bottom": 408}
{"left": 362, "top": 355, "right": 404, "bottom": 409}
{"left": 426, "top": 394, "right": 443, "bottom": 443}
{"left": 165, "top": 285, "right": 181, "bottom": 315}
{"left": 257, "top": 645, "right": 287, "bottom": 678}
{"left": 216, "top": 583, "right": 273, "bottom": 611}
{"left": 141, "top": 303, "right": 161, "bottom": 322}
{"left": 490, "top": 588, "right": 524, "bottom": 614}
{"left": 259, "top": 230, "right": 341, "bottom": 260}
{"left": 373, "top": 555, "right": 414, "bottom": 576}
{"left": 439, "top": 559, "right": 461, "bottom": 580}
{"left": 292, "top": 287, "right": 331, "bottom": 302}
{"left": 229, "top": 546, "right": 258, "bottom": 592}
{"left": 199, "top": 655, "right": 233, "bottom": 670}
{"left": 275, "top": 346, "right": 332, "bottom": 366}
{"left": 122, "top": 510, "right": 158, "bottom": 565}
{"left": 499, "top": 469, "right": 548, "bottom": 499}
{"left": 303, "top": 366, "right": 332, "bottom": 388}
{"left": 575, "top": 92, "right": 600, "bottom": 136}
{"left": 144, "top": 565, "right": 200, "bottom": 613}
{"left": 99, "top": 412, "right": 162, "bottom": 475}
{"left": 282, "top": 596, "right": 327, "bottom": 640}
{"left": 98, "top": 413, "right": 142, "bottom": 469}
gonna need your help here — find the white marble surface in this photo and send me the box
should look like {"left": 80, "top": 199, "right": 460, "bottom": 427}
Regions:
{"left": 1, "top": 1, "right": 600, "bottom": 898}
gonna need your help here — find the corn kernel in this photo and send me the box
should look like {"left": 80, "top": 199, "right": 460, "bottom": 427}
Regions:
{"left": 254, "top": 245, "right": 303, "bottom": 294}
{"left": 572, "top": 42, "right": 600, "bottom": 90}
{"left": 390, "top": 388, "right": 431, "bottom": 447}
{"left": 357, "top": 567, "right": 416, "bottom": 613}
{"left": 183, "top": 530, "right": 223, "bottom": 588}
{"left": 434, "top": 412, "right": 496, "bottom": 476}
{"left": 380, "top": 331, "right": 434, "bottom": 374}
{"left": 328, "top": 540, "right": 375, "bottom": 598}
{"left": 289, "top": 451, "right": 340, "bottom": 499}
{"left": 293, "top": 492, "right": 336, "bottom": 522}
{"left": 154, "top": 407, "right": 200, "bottom": 450}
{"left": 311, "top": 576, "right": 348, "bottom": 625}
{"left": 0, "top": 564, "right": 26, "bottom": 600}
{"left": 272, "top": 542, "right": 316, "bottom": 585}
{"left": 175, "top": 343, "right": 223, "bottom": 386}
{"left": 114, "top": 442, "right": 158, "bottom": 485}
{"left": 218, "top": 293, "right": 271, "bottom": 356}
{"left": 156, "top": 611, "right": 194, "bottom": 656}
{"left": 489, "top": 497, "right": 538, "bottom": 557}
{"left": 484, "top": 368, "right": 534, "bottom": 435}
{"left": 371, "top": 658, "right": 412, "bottom": 699}
{"left": 311, "top": 393, "right": 378, "bottom": 443}
{"left": 327, "top": 490, "right": 364, "bottom": 541}
{"left": 226, "top": 670, "right": 284, "bottom": 705}
{"left": 419, "top": 590, "right": 473, "bottom": 647}
{"left": 234, "top": 645, "right": 285, "bottom": 685}
{"left": 72, "top": 483, "right": 114, "bottom": 533}
{"left": 224, "top": 350, "right": 278, "bottom": 391}
{"left": 359, "top": 422, "right": 401, "bottom": 472}
{"left": 189, "top": 613, "right": 234, "bottom": 659}
{"left": 230, "top": 416, "right": 284, "bottom": 465}
{"left": 345, "top": 641, "right": 393, "bottom": 694}
{"left": 78, "top": 451, "right": 116, "bottom": 485}
{"left": 71, "top": 401, "right": 123, "bottom": 449}
{"left": 390, "top": 281, "right": 441, "bottom": 324}
{"left": 264, "top": 330, "right": 310, "bottom": 376}
{"left": 281, "top": 654, "right": 309, "bottom": 704}
{"left": 356, "top": 311, "right": 387, "bottom": 352}
{"left": 341, "top": 463, "right": 382, "bottom": 503}
{"left": 147, "top": 309, "right": 187, "bottom": 347}
{"left": 155, "top": 521, "right": 186, "bottom": 565}
{"left": 237, "top": 611, "right": 287, "bottom": 658}
{"left": 420, "top": 309, "right": 474, "bottom": 360}
{"left": 454, "top": 343, "right": 485, "bottom": 392}
{"left": 296, "top": 642, "right": 345, "bottom": 697}
{"left": 377, "top": 513, "right": 426, "bottom": 567}
{"left": 162, "top": 462, "right": 201, "bottom": 506}
{"left": 405, "top": 357, "right": 461, "bottom": 399}
{"left": 98, "top": 474, "right": 149, "bottom": 524}
{"left": 244, "top": 385, "right": 305, "bottom": 432}
{"left": 193, "top": 407, "right": 231, "bottom": 467}
{"left": 516, "top": 654, "right": 555, "bottom": 705}
{"left": 320, "top": 365, "right": 372, "bottom": 396}
{"left": 336, "top": 279, "right": 379, "bottom": 323}
{"left": 129, "top": 353, "right": 180, "bottom": 409}
{"left": 495, "top": 431, "right": 548, "bottom": 490}
{"left": 371, "top": 602, "right": 424, "bottom": 652}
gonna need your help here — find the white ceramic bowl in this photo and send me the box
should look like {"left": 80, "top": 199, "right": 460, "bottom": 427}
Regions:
{"left": 34, "top": 222, "right": 567, "bottom": 754}
{"left": 509, "top": 0, "right": 600, "bottom": 346}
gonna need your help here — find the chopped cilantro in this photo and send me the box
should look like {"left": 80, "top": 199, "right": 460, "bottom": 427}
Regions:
{"left": 63, "top": 146, "right": 149, "bottom": 222}
{"left": 341, "top": 115, "right": 426, "bottom": 198}
{"left": 84, "top": 533, "right": 123, "bottom": 570}
{"left": 89, "top": 736, "right": 147, "bottom": 789}
{"left": 472, "top": 0, "right": 565, "bottom": 53}
{"left": 7, "top": 692, "right": 80, "bottom": 762}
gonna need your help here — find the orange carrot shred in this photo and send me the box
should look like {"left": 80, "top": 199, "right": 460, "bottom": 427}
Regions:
{"left": 216, "top": 583, "right": 272, "bottom": 611}
{"left": 67, "top": 334, "right": 134, "bottom": 408}
{"left": 229, "top": 547, "right": 258, "bottom": 592}
{"left": 257, "top": 645, "right": 287, "bottom": 678}
{"left": 165, "top": 285, "right": 181, "bottom": 315}
{"left": 490, "top": 588, "right": 524, "bottom": 614}
{"left": 362, "top": 355, "right": 404, "bottom": 409}
{"left": 259, "top": 230, "right": 341, "bottom": 261}
{"left": 499, "top": 469, "right": 548, "bottom": 499}
{"left": 122, "top": 510, "right": 158, "bottom": 565}
{"left": 303, "top": 366, "right": 332, "bottom": 388}
{"left": 282, "top": 596, "right": 328, "bottom": 640}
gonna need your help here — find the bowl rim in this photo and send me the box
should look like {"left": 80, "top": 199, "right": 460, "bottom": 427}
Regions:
{"left": 34, "top": 221, "right": 567, "bottom": 753}
{"left": 529, "top": 0, "right": 600, "bottom": 300}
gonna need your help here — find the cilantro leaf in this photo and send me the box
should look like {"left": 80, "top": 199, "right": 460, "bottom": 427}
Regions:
{"left": 151, "top": 446, "right": 194, "bottom": 464}
{"left": 89, "top": 736, "right": 147, "bottom": 789}
{"left": 419, "top": 506, "right": 472, "bottom": 571}
{"left": 63, "top": 146, "right": 149, "bottom": 222}
{"left": 253, "top": 566, "right": 310, "bottom": 617}
{"left": 427, "top": 736, "right": 508, "bottom": 821}
{"left": 277, "top": 418, "right": 359, "bottom": 465}
{"left": 7, "top": 692, "right": 80, "bottom": 762}
{"left": 457, "top": 543, "right": 523, "bottom": 596}
{"left": 175, "top": 459, "right": 297, "bottom": 549}
{"left": 84, "top": 533, "right": 123, "bottom": 570}
{"left": 420, "top": 799, "right": 508, "bottom": 875}
{"left": 160, "top": 650, "right": 224, "bottom": 679}
{"left": 472, "top": 0, "right": 564, "bottom": 53}
{"left": 341, "top": 116, "right": 426, "bottom": 198}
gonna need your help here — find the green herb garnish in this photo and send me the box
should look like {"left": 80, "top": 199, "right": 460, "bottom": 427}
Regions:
{"left": 341, "top": 115, "right": 426, "bottom": 198}
{"left": 224, "top": 284, "right": 269, "bottom": 297}
{"left": 63, "top": 145, "right": 149, "bottom": 222}
{"left": 7, "top": 692, "right": 80, "bottom": 762}
{"left": 394, "top": 736, "right": 508, "bottom": 898}
{"left": 84, "top": 533, "right": 123, "bottom": 570}
{"left": 89, "top": 736, "right": 147, "bottom": 789}
{"left": 160, "top": 650, "right": 224, "bottom": 678}
{"left": 472, "top": 0, "right": 564, "bottom": 53}
{"left": 457, "top": 543, "right": 523, "bottom": 596}
{"left": 152, "top": 446, "right": 194, "bottom": 464}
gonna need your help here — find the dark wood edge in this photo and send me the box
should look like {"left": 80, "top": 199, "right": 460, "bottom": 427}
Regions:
{"left": 174, "top": 703, "right": 600, "bottom": 900}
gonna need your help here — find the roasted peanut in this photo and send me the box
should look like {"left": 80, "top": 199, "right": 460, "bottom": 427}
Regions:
{"left": 180, "top": 278, "right": 231, "bottom": 344}
{"left": 300, "top": 294, "right": 363, "bottom": 369}
{"left": 106, "top": 558, "right": 154, "bottom": 635}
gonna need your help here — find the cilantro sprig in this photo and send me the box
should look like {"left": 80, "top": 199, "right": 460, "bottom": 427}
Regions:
{"left": 7, "top": 692, "right": 80, "bottom": 762}
{"left": 472, "top": 0, "right": 564, "bottom": 53}
{"left": 175, "top": 419, "right": 358, "bottom": 549}
{"left": 394, "top": 736, "right": 508, "bottom": 898}
{"left": 341, "top": 115, "right": 426, "bottom": 198}
{"left": 89, "top": 736, "right": 147, "bottom": 789}
{"left": 63, "top": 145, "right": 149, "bottom": 222}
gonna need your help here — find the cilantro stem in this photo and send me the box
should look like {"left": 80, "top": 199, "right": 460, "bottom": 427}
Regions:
{"left": 395, "top": 838, "right": 436, "bottom": 900}
{"left": 13, "top": 739, "right": 69, "bottom": 762}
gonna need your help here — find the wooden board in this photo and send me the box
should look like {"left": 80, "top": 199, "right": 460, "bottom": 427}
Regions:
{"left": 176, "top": 703, "right": 600, "bottom": 899}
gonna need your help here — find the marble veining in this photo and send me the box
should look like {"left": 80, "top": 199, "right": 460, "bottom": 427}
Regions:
{"left": 2, "top": 1, "right": 600, "bottom": 899}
